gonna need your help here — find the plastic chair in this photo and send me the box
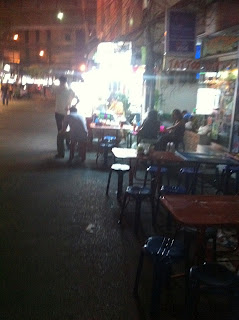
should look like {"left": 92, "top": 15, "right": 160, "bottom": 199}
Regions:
{"left": 216, "top": 165, "right": 239, "bottom": 194}
{"left": 133, "top": 233, "right": 192, "bottom": 317}
{"left": 106, "top": 163, "right": 130, "bottom": 200}
{"left": 119, "top": 185, "right": 155, "bottom": 234}
{"left": 178, "top": 166, "right": 204, "bottom": 194}
{"left": 143, "top": 165, "right": 169, "bottom": 196}
{"left": 186, "top": 262, "right": 239, "bottom": 319}
{"left": 96, "top": 135, "right": 117, "bottom": 166}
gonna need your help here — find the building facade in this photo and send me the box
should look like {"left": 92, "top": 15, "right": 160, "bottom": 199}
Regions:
{"left": 0, "top": 0, "right": 97, "bottom": 76}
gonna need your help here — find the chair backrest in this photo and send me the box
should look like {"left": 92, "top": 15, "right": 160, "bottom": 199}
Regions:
{"left": 160, "top": 161, "right": 200, "bottom": 194}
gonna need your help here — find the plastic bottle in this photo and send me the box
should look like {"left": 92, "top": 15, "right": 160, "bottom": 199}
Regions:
{"left": 166, "top": 142, "right": 170, "bottom": 151}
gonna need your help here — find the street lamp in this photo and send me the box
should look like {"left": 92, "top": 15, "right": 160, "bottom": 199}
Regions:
{"left": 13, "top": 34, "right": 19, "bottom": 41}
{"left": 39, "top": 50, "right": 44, "bottom": 57}
{"left": 57, "top": 11, "right": 64, "bottom": 20}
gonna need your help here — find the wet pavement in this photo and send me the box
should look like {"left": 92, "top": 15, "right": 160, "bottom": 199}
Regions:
{"left": 0, "top": 97, "right": 236, "bottom": 320}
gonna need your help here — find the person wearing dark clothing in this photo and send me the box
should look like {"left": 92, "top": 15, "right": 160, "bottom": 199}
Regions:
{"left": 137, "top": 109, "right": 160, "bottom": 143}
{"left": 58, "top": 106, "right": 88, "bottom": 163}
{"left": 1, "top": 84, "right": 9, "bottom": 105}
{"left": 155, "top": 109, "right": 185, "bottom": 151}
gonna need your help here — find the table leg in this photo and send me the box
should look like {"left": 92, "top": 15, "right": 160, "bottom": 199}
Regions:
{"left": 129, "top": 159, "right": 134, "bottom": 186}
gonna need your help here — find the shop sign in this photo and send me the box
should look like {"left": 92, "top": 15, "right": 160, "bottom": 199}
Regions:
{"left": 165, "top": 57, "right": 200, "bottom": 71}
{"left": 202, "top": 36, "right": 239, "bottom": 58}
{"left": 166, "top": 10, "right": 196, "bottom": 55}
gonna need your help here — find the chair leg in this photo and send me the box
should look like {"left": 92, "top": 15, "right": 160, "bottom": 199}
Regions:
{"left": 117, "top": 172, "right": 124, "bottom": 200}
{"left": 69, "top": 141, "right": 76, "bottom": 160}
{"left": 133, "top": 250, "right": 145, "bottom": 297}
{"left": 212, "top": 235, "right": 217, "bottom": 262}
{"left": 151, "top": 195, "right": 156, "bottom": 226}
{"left": 185, "top": 275, "right": 200, "bottom": 320}
{"left": 150, "top": 260, "right": 166, "bottom": 318}
{"left": 119, "top": 192, "right": 128, "bottom": 224}
{"left": 143, "top": 170, "right": 148, "bottom": 187}
{"left": 134, "top": 199, "right": 141, "bottom": 234}
{"left": 106, "top": 170, "right": 113, "bottom": 195}
{"left": 103, "top": 146, "right": 109, "bottom": 166}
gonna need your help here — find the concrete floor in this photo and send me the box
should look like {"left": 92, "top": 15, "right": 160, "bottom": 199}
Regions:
{"left": 0, "top": 96, "right": 237, "bottom": 320}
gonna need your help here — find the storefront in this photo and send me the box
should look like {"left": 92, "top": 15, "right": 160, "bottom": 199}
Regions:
{"left": 197, "top": 35, "right": 239, "bottom": 151}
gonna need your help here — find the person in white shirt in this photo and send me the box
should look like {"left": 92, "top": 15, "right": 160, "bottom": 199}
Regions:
{"left": 53, "top": 76, "right": 75, "bottom": 158}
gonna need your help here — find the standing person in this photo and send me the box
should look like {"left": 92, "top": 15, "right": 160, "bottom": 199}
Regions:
{"left": 53, "top": 76, "right": 75, "bottom": 158}
{"left": 1, "top": 83, "right": 9, "bottom": 105}
{"left": 155, "top": 109, "right": 185, "bottom": 151}
{"left": 58, "top": 106, "right": 88, "bottom": 164}
{"left": 8, "top": 84, "right": 13, "bottom": 101}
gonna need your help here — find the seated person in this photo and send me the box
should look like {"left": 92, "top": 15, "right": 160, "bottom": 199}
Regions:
{"left": 137, "top": 109, "right": 160, "bottom": 143}
{"left": 182, "top": 109, "right": 192, "bottom": 123}
{"left": 185, "top": 115, "right": 193, "bottom": 130}
{"left": 155, "top": 109, "right": 185, "bottom": 151}
{"left": 58, "top": 106, "right": 88, "bottom": 163}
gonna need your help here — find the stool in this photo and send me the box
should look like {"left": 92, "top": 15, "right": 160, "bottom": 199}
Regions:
{"left": 69, "top": 140, "right": 87, "bottom": 162}
{"left": 106, "top": 163, "right": 130, "bottom": 200}
{"left": 119, "top": 185, "right": 155, "bottom": 234}
{"left": 143, "top": 165, "right": 169, "bottom": 195}
{"left": 96, "top": 135, "right": 117, "bottom": 166}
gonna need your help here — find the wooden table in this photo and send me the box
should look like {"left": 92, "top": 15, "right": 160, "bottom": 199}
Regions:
{"left": 90, "top": 123, "right": 132, "bottom": 142}
{"left": 112, "top": 148, "right": 184, "bottom": 185}
{"left": 160, "top": 194, "right": 239, "bottom": 262}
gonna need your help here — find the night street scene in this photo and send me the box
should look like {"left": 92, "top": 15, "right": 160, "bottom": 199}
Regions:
{"left": 1, "top": 1, "right": 239, "bottom": 320}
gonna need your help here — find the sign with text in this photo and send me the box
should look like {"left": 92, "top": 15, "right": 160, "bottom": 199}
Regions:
{"left": 165, "top": 56, "right": 219, "bottom": 72}
{"left": 165, "top": 57, "right": 200, "bottom": 71}
{"left": 166, "top": 10, "right": 196, "bottom": 55}
{"left": 202, "top": 36, "right": 239, "bottom": 58}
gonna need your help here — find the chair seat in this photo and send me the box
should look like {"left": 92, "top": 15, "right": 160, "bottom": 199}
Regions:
{"left": 190, "top": 263, "right": 239, "bottom": 288}
{"left": 227, "top": 166, "right": 239, "bottom": 174}
{"left": 160, "top": 185, "right": 187, "bottom": 194}
{"left": 180, "top": 167, "right": 202, "bottom": 174}
{"left": 111, "top": 163, "right": 130, "bottom": 172}
{"left": 126, "top": 185, "right": 152, "bottom": 196}
{"left": 99, "top": 142, "right": 116, "bottom": 148}
{"left": 103, "top": 135, "right": 116, "bottom": 142}
{"left": 147, "top": 165, "right": 168, "bottom": 174}
{"left": 144, "top": 236, "right": 185, "bottom": 260}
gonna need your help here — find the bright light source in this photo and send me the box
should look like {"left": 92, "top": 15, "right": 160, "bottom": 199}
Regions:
{"left": 39, "top": 50, "right": 44, "bottom": 57}
{"left": 13, "top": 34, "right": 19, "bottom": 41}
{"left": 3, "top": 64, "right": 10, "bottom": 72}
{"left": 53, "top": 79, "right": 60, "bottom": 86}
{"left": 57, "top": 11, "right": 64, "bottom": 20}
{"left": 79, "top": 64, "right": 86, "bottom": 72}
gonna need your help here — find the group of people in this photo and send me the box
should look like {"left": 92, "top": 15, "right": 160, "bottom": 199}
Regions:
{"left": 137, "top": 108, "right": 187, "bottom": 151}
{"left": 54, "top": 75, "right": 88, "bottom": 164}
{"left": 53, "top": 76, "right": 191, "bottom": 163}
